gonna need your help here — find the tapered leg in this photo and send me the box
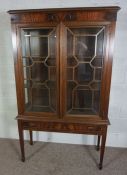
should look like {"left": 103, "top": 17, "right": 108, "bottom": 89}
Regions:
{"left": 96, "top": 135, "right": 101, "bottom": 151}
{"left": 18, "top": 120, "right": 25, "bottom": 162}
{"left": 29, "top": 130, "right": 33, "bottom": 145}
{"left": 99, "top": 127, "right": 107, "bottom": 170}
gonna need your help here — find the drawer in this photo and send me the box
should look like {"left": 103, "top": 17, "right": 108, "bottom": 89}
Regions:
{"left": 23, "top": 121, "right": 40, "bottom": 130}
{"left": 22, "top": 121, "right": 103, "bottom": 134}
{"left": 86, "top": 125, "right": 102, "bottom": 132}
{"left": 72, "top": 124, "right": 103, "bottom": 134}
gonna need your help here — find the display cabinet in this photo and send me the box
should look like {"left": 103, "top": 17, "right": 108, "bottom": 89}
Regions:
{"left": 8, "top": 7, "right": 120, "bottom": 169}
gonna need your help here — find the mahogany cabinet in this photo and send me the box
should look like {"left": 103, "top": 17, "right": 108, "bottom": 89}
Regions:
{"left": 8, "top": 7, "right": 120, "bottom": 169}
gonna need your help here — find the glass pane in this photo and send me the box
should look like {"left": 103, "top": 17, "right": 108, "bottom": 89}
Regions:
{"left": 75, "top": 63, "right": 93, "bottom": 85}
{"left": 32, "top": 85, "right": 49, "bottom": 106}
{"left": 66, "top": 26, "right": 105, "bottom": 115}
{"left": 30, "top": 63, "right": 48, "bottom": 82}
{"left": 75, "top": 36, "right": 95, "bottom": 60}
{"left": 21, "top": 28, "right": 57, "bottom": 112}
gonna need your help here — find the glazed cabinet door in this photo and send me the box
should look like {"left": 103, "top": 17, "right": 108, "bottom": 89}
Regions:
{"left": 16, "top": 25, "right": 60, "bottom": 117}
{"left": 61, "top": 22, "right": 109, "bottom": 119}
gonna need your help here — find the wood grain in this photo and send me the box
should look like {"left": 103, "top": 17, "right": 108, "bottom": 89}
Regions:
{"left": 9, "top": 7, "right": 120, "bottom": 168}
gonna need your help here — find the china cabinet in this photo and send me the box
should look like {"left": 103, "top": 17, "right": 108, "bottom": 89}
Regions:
{"left": 8, "top": 6, "right": 120, "bottom": 169}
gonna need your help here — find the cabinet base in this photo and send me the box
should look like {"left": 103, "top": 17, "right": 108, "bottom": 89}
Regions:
{"left": 17, "top": 117, "right": 108, "bottom": 169}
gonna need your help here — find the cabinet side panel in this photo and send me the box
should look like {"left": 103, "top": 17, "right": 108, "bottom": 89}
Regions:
{"left": 11, "top": 24, "right": 24, "bottom": 114}
{"left": 100, "top": 22, "right": 116, "bottom": 119}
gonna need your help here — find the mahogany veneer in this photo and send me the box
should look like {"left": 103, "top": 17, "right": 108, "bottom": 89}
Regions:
{"left": 8, "top": 6, "right": 120, "bottom": 169}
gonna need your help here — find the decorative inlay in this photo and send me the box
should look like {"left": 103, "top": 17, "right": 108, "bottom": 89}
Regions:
{"left": 23, "top": 121, "right": 103, "bottom": 134}
{"left": 47, "top": 13, "right": 59, "bottom": 22}
{"left": 64, "top": 12, "right": 77, "bottom": 21}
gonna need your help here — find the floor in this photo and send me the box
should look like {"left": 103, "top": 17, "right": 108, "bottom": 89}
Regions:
{"left": 0, "top": 139, "right": 127, "bottom": 175}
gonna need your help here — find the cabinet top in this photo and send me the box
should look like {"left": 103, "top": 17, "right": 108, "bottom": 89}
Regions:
{"left": 8, "top": 6, "right": 120, "bottom": 23}
{"left": 8, "top": 6, "right": 120, "bottom": 14}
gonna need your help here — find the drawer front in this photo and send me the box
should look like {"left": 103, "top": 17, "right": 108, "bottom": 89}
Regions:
{"left": 23, "top": 121, "right": 40, "bottom": 130}
{"left": 23, "top": 121, "right": 103, "bottom": 135}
